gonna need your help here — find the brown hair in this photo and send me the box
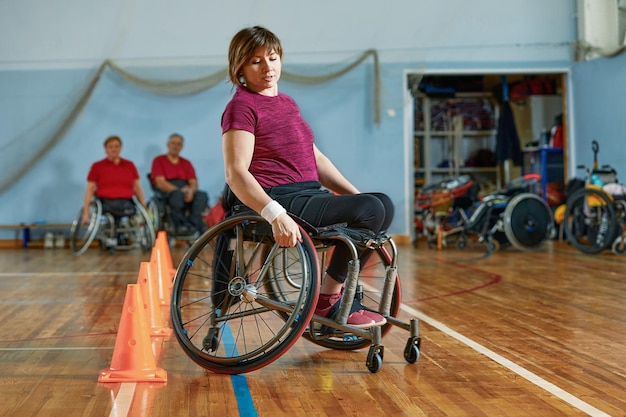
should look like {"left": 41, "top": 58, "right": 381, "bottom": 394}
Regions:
{"left": 103, "top": 135, "right": 122, "bottom": 147}
{"left": 228, "top": 26, "right": 283, "bottom": 87}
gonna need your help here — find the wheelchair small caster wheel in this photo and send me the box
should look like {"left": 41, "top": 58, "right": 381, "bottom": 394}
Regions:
{"left": 366, "top": 345, "right": 384, "bottom": 373}
{"left": 367, "top": 353, "right": 383, "bottom": 373}
{"left": 404, "top": 335, "right": 421, "bottom": 364}
{"left": 202, "top": 328, "right": 220, "bottom": 352}
{"left": 485, "top": 240, "right": 499, "bottom": 253}
{"left": 612, "top": 237, "right": 626, "bottom": 255}
{"left": 457, "top": 238, "right": 466, "bottom": 250}
{"left": 404, "top": 344, "right": 421, "bottom": 364}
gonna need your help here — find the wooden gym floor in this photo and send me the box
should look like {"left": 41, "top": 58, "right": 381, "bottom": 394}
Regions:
{"left": 0, "top": 237, "right": 624, "bottom": 417}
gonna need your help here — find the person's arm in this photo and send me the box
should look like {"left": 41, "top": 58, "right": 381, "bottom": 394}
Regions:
{"left": 223, "top": 129, "right": 301, "bottom": 247}
{"left": 314, "top": 144, "right": 360, "bottom": 195}
{"left": 153, "top": 176, "right": 178, "bottom": 193}
{"left": 181, "top": 178, "right": 198, "bottom": 203}
{"left": 132, "top": 179, "right": 146, "bottom": 207}
{"left": 82, "top": 181, "right": 97, "bottom": 224}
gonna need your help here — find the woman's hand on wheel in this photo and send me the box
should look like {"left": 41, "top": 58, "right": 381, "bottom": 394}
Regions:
{"left": 271, "top": 213, "right": 302, "bottom": 247}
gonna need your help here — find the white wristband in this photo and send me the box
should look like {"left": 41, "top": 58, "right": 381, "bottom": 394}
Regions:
{"left": 260, "top": 200, "right": 286, "bottom": 223}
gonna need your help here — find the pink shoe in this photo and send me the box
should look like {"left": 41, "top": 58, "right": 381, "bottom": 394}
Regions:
{"left": 315, "top": 291, "right": 386, "bottom": 329}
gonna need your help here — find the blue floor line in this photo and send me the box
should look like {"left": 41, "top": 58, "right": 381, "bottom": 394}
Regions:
{"left": 223, "top": 324, "right": 259, "bottom": 417}
{"left": 231, "top": 374, "right": 258, "bottom": 417}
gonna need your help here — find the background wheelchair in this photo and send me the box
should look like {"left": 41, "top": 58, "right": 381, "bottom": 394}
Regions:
{"left": 417, "top": 174, "right": 553, "bottom": 252}
{"left": 458, "top": 174, "right": 553, "bottom": 252}
{"left": 563, "top": 141, "right": 626, "bottom": 254}
{"left": 146, "top": 174, "right": 208, "bottom": 246}
{"left": 415, "top": 174, "right": 477, "bottom": 249}
{"left": 169, "top": 209, "right": 421, "bottom": 374}
{"left": 69, "top": 197, "right": 155, "bottom": 255}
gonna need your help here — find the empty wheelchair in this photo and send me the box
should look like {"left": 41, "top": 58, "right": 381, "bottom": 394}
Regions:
{"left": 415, "top": 174, "right": 478, "bottom": 249}
{"left": 69, "top": 197, "right": 155, "bottom": 255}
{"left": 437, "top": 174, "right": 553, "bottom": 252}
{"left": 562, "top": 140, "right": 626, "bottom": 255}
{"left": 170, "top": 209, "right": 421, "bottom": 374}
{"left": 563, "top": 184, "right": 625, "bottom": 254}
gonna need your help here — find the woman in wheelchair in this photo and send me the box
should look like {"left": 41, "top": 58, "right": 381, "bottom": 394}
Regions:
{"left": 82, "top": 135, "right": 147, "bottom": 245}
{"left": 222, "top": 26, "right": 393, "bottom": 328}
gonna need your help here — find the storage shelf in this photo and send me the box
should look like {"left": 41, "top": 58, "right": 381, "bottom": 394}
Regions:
{"left": 414, "top": 92, "right": 501, "bottom": 190}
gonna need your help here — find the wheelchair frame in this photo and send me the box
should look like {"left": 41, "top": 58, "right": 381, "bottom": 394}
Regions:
{"left": 69, "top": 197, "right": 155, "bottom": 255}
{"left": 169, "top": 212, "right": 421, "bottom": 374}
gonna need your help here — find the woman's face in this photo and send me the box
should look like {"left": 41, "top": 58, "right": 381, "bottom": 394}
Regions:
{"left": 241, "top": 46, "right": 281, "bottom": 96}
{"left": 105, "top": 139, "right": 121, "bottom": 160}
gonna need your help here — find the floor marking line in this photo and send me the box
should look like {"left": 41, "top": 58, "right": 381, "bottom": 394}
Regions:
{"left": 222, "top": 324, "right": 259, "bottom": 417}
{"left": 0, "top": 347, "right": 113, "bottom": 351}
{"left": 109, "top": 382, "right": 136, "bottom": 417}
{"left": 399, "top": 303, "right": 610, "bottom": 417}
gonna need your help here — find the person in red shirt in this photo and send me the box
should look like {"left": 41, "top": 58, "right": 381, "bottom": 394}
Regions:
{"left": 82, "top": 135, "right": 146, "bottom": 225}
{"left": 150, "top": 133, "right": 209, "bottom": 235}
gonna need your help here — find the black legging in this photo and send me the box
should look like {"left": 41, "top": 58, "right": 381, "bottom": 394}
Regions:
{"left": 266, "top": 181, "right": 394, "bottom": 283}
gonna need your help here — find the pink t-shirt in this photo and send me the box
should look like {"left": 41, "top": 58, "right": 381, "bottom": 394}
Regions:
{"left": 221, "top": 87, "right": 319, "bottom": 188}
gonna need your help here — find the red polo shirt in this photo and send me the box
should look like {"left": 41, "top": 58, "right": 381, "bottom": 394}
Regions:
{"left": 87, "top": 157, "right": 139, "bottom": 199}
{"left": 150, "top": 154, "right": 197, "bottom": 183}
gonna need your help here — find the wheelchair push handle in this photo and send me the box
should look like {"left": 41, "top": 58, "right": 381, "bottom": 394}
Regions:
{"left": 592, "top": 140, "right": 599, "bottom": 169}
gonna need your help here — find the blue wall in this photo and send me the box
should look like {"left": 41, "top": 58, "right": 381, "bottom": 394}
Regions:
{"left": 0, "top": 0, "right": 594, "bottom": 237}
{"left": 570, "top": 52, "right": 626, "bottom": 179}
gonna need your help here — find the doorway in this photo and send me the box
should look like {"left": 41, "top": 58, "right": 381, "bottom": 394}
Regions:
{"left": 403, "top": 69, "right": 571, "bottom": 241}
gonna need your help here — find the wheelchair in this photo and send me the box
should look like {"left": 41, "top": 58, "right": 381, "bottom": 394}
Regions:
{"left": 169, "top": 209, "right": 421, "bottom": 374}
{"left": 69, "top": 197, "right": 155, "bottom": 255}
{"left": 422, "top": 174, "right": 553, "bottom": 252}
{"left": 146, "top": 175, "right": 208, "bottom": 246}
{"left": 562, "top": 184, "right": 625, "bottom": 254}
{"left": 561, "top": 140, "right": 626, "bottom": 255}
{"left": 414, "top": 174, "right": 478, "bottom": 249}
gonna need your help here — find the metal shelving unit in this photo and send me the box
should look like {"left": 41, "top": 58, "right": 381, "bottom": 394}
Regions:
{"left": 414, "top": 92, "right": 501, "bottom": 190}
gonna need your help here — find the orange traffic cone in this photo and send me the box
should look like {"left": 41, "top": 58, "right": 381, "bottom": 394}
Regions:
{"left": 150, "top": 247, "right": 174, "bottom": 306}
{"left": 137, "top": 262, "right": 172, "bottom": 337}
{"left": 98, "top": 284, "right": 167, "bottom": 383}
{"left": 156, "top": 231, "right": 175, "bottom": 272}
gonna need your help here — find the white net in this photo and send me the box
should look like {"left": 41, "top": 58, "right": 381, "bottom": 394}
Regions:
{"left": 0, "top": 51, "right": 381, "bottom": 195}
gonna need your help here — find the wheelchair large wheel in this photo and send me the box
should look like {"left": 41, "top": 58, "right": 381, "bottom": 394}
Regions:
{"left": 70, "top": 200, "right": 102, "bottom": 255}
{"left": 302, "top": 242, "right": 402, "bottom": 350}
{"left": 503, "top": 193, "right": 553, "bottom": 251}
{"left": 564, "top": 188, "right": 617, "bottom": 254}
{"left": 170, "top": 214, "right": 320, "bottom": 374}
{"left": 146, "top": 198, "right": 162, "bottom": 233}
{"left": 133, "top": 200, "right": 156, "bottom": 252}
